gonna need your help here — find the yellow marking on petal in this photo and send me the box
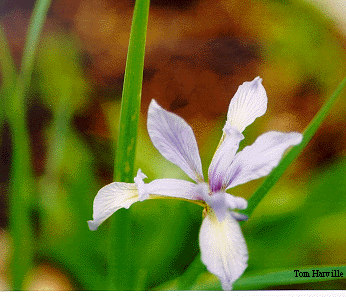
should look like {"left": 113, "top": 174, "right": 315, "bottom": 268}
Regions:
{"left": 208, "top": 211, "right": 233, "bottom": 280}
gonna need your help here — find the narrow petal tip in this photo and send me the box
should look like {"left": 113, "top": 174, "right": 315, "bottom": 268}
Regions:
{"left": 149, "top": 98, "right": 159, "bottom": 109}
{"left": 292, "top": 132, "right": 303, "bottom": 145}
{"left": 253, "top": 76, "right": 262, "bottom": 83}
{"left": 221, "top": 280, "right": 233, "bottom": 291}
{"left": 87, "top": 220, "right": 99, "bottom": 231}
{"left": 134, "top": 169, "right": 149, "bottom": 201}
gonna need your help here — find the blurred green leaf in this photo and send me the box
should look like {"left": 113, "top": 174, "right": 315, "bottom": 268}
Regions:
{"left": 36, "top": 33, "right": 90, "bottom": 112}
{"left": 7, "top": 0, "right": 52, "bottom": 290}
{"left": 0, "top": 25, "right": 16, "bottom": 90}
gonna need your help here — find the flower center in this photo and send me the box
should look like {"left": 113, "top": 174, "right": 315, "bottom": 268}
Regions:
{"left": 196, "top": 183, "right": 228, "bottom": 222}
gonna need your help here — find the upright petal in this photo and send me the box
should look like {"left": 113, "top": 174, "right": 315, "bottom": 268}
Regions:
{"left": 199, "top": 211, "right": 248, "bottom": 290}
{"left": 147, "top": 100, "right": 204, "bottom": 182}
{"left": 208, "top": 125, "right": 244, "bottom": 192}
{"left": 226, "top": 131, "right": 303, "bottom": 189}
{"left": 226, "top": 77, "right": 267, "bottom": 133}
{"left": 87, "top": 182, "right": 139, "bottom": 231}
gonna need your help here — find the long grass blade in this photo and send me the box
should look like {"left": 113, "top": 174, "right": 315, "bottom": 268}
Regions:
{"left": 0, "top": 25, "right": 16, "bottom": 90}
{"left": 233, "top": 265, "right": 346, "bottom": 290}
{"left": 108, "top": 0, "right": 150, "bottom": 290}
{"left": 7, "top": 0, "right": 52, "bottom": 290}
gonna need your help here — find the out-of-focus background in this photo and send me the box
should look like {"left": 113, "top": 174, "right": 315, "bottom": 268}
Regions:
{"left": 0, "top": 0, "right": 345, "bottom": 291}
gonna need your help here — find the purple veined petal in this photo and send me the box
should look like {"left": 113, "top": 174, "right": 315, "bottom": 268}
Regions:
{"left": 226, "top": 131, "right": 303, "bottom": 189}
{"left": 147, "top": 99, "right": 204, "bottom": 182}
{"left": 142, "top": 178, "right": 200, "bottom": 201}
{"left": 199, "top": 211, "right": 248, "bottom": 290}
{"left": 87, "top": 182, "right": 139, "bottom": 231}
{"left": 208, "top": 125, "right": 244, "bottom": 192}
{"left": 226, "top": 77, "right": 267, "bottom": 133}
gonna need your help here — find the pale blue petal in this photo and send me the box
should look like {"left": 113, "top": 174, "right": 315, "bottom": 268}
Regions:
{"left": 147, "top": 100, "right": 204, "bottom": 182}
{"left": 199, "top": 211, "right": 248, "bottom": 290}
{"left": 87, "top": 182, "right": 139, "bottom": 231}
{"left": 142, "top": 178, "right": 200, "bottom": 200}
{"left": 226, "top": 131, "right": 303, "bottom": 189}
{"left": 208, "top": 125, "right": 244, "bottom": 192}
{"left": 226, "top": 77, "right": 267, "bottom": 133}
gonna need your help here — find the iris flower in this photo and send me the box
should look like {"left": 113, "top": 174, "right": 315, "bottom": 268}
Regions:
{"left": 88, "top": 77, "right": 302, "bottom": 290}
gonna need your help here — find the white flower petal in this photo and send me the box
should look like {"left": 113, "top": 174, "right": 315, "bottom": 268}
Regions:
{"left": 226, "top": 131, "right": 303, "bottom": 189}
{"left": 147, "top": 99, "right": 204, "bottom": 182}
{"left": 208, "top": 125, "right": 244, "bottom": 192}
{"left": 145, "top": 178, "right": 200, "bottom": 200}
{"left": 226, "top": 77, "right": 267, "bottom": 133}
{"left": 199, "top": 211, "right": 248, "bottom": 290}
{"left": 88, "top": 182, "right": 139, "bottom": 231}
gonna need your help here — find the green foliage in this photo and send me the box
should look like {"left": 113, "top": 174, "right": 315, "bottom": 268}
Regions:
{"left": 36, "top": 34, "right": 91, "bottom": 113}
{"left": 109, "top": 0, "right": 150, "bottom": 290}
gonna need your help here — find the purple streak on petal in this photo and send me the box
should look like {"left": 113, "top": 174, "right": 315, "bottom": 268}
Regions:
{"left": 226, "top": 131, "right": 303, "bottom": 189}
{"left": 147, "top": 100, "right": 204, "bottom": 182}
{"left": 208, "top": 125, "right": 244, "bottom": 192}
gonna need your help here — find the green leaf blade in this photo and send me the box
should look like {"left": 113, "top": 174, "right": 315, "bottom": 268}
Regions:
{"left": 108, "top": 0, "right": 150, "bottom": 291}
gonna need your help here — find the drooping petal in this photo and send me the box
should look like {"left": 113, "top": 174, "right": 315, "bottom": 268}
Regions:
{"left": 147, "top": 99, "right": 204, "bottom": 182}
{"left": 225, "top": 77, "right": 267, "bottom": 133}
{"left": 226, "top": 131, "right": 303, "bottom": 189}
{"left": 139, "top": 178, "right": 200, "bottom": 201}
{"left": 208, "top": 125, "right": 244, "bottom": 192}
{"left": 199, "top": 211, "right": 248, "bottom": 290}
{"left": 87, "top": 182, "right": 139, "bottom": 231}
